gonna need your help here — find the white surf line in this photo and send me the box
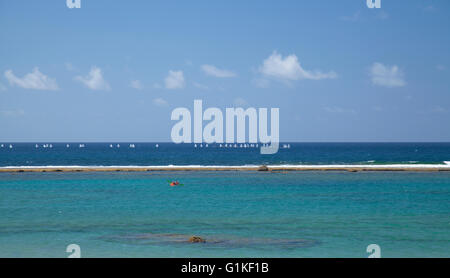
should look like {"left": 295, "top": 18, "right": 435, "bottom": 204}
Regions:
{"left": 1, "top": 164, "right": 450, "bottom": 171}
{"left": 269, "top": 164, "right": 450, "bottom": 169}
{"left": 0, "top": 165, "right": 257, "bottom": 169}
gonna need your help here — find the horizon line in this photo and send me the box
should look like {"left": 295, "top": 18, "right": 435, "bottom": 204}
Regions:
{"left": 1, "top": 141, "right": 450, "bottom": 144}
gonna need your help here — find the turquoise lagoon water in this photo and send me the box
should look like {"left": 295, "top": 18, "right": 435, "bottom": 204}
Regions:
{"left": 0, "top": 171, "right": 449, "bottom": 258}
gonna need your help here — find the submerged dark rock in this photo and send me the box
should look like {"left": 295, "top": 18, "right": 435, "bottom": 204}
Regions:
{"left": 189, "top": 236, "right": 206, "bottom": 243}
{"left": 258, "top": 165, "right": 269, "bottom": 172}
{"left": 101, "top": 233, "right": 319, "bottom": 249}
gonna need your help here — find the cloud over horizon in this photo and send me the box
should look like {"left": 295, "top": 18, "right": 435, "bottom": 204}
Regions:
{"left": 370, "top": 62, "right": 406, "bottom": 88}
{"left": 165, "top": 70, "right": 185, "bottom": 89}
{"left": 75, "top": 67, "right": 111, "bottom": 91}
{"left": 153, "top": 97, "right": 168, "bottom": 107}
{"left": 259, "top": 51, "right": 337, "bottom": 82}
{"left": 201, "top": 64, "right": 236, "bottom": 78}
{"left": 4, "top": 68, "right": 59, "bottom": 91}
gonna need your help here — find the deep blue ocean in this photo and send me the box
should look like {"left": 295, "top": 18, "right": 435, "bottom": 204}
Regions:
{"left": 0, "top": 143, "right": 449, "bottom": 257}
{"left": 1, "top": 142, "right": 450, "bottom": 166}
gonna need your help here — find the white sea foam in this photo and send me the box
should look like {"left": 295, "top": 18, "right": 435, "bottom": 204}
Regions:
{"left": 1, "top": 163, "right": 450, "bottom": 170}
{"left": 269, "top": 164, "right": 450, "bottom": 169}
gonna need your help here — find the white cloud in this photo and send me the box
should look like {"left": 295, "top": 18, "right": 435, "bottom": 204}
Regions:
{"left": 130, "top": 80, "right": 143, "bottom": 90}
{"left": 75, "top": 67, "right": 110, "bottom": 91}
{"left": 259, "top": 51, "right": 337, "bottom": 81}
{"left": 165, "top": 70, "right": 185, "bottom": 89}
{"left": 370, "top": 63, "right": 406, "bottom": 88}
{"left": 193, "top": 82, "right": 209, "bottom": 90}
{"left": 201, "top": 64, "right": 236, "bottom": 78}
{"left": 4, "top": 68, "right": 59, "bottom": 91}
{"left": 153, "top": 97, "right": 168, "bottom": 107}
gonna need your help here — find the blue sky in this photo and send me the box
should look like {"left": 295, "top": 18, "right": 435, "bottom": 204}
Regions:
{"left": 0, "top": 0, "right": 449, "bottom": 142}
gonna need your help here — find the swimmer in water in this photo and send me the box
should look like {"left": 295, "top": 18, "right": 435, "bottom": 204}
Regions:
{"left": 169, "top": 180, "right": 182, "bottom": 187}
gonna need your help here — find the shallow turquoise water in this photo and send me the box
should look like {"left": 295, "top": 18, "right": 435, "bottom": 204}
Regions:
{"left": 0, "top": 171, "right": 449, "bottom": 257}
